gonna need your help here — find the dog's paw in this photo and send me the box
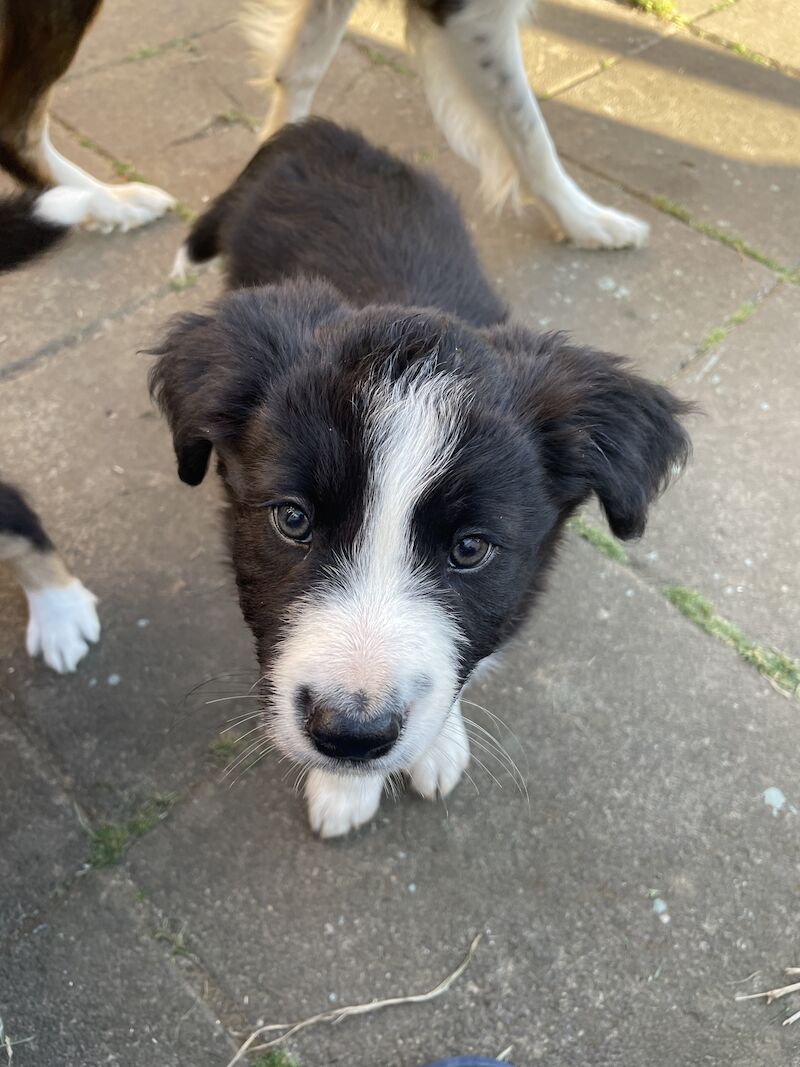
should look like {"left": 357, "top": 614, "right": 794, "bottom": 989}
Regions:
{"left": 82, "top": 182, "right": 176, "bottom": 234}
{"left": 410, "top": 704, "right": 470, "bottom": 800}
{"left": 305, "top": 769, "right": 384, "bottom": 838}
{"left": 25, "top": 579, "right": 100, "bottom": 673}
{"left": 558, "top": 200, "right": 649, "bottom": 250}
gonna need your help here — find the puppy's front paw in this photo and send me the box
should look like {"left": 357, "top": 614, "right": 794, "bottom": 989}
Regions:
{"left": 25, "top": 578, "right": 100, "bottom": 673}
{"left": 305, "top": 769, "right": 384, "bottom": 838}
{"left": 410, "top": 703, "right": 470, "bottom": 800}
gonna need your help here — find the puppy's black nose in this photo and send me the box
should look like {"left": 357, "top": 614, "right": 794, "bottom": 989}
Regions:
{"left": 305, "top": 692, "right": 401, "bottom": 761}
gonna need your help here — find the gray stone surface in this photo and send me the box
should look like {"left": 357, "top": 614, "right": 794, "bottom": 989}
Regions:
{"left": 0, "top": 872, "right": 227, "bottom": 1066}
{"left": 2, "top": 1, "right": 799, "bottom": 1064}
{"left": 0, "top": 282, "right": 257, "bottom": 817}
{"left": 127, "top": 538, "right": 800, "bottom": 1066}
{"left": 544, "top": 30, "right": 800, "bottom": 266}
{"left": 627, "top": 282, "right": 800, "bottom": 657}
{"left": 0, "top": 716, "right": 87, "bottom": 941}
{"left": 698, "top": 0, "right": 800, "bottom": 71}
{"left": 331, "top": 59, "right": 775, "bottom": 379}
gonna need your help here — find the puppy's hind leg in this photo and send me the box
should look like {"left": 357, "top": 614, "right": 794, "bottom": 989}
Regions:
{"left": 242, "top": 0, "right": 357, "bottom": 141}
{"left": 0, "top": 483, "right": 99, "bottom": 673}
{"left": 406, "top": 0, "right": 648, "bottom": 249}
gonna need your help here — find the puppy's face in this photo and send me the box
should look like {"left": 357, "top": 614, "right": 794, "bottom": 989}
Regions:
{"left": 150, "top": 280, "right": 690, "bottom": 776}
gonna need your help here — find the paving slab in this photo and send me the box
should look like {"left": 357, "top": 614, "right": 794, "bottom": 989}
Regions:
{"left": 698, "top": 0, "right": 800, "bottom": 71}
{"left": 67, "top": 0, "right": 231, "bottom": 80}
{"left": 0, "top": 280, "right": 259, "bottom": 817}
{"left": 543, "top": 31, "right": 800, "bottom": 267}
{"left": 0, "top": 182, "right": 186, "bottom": 374}
{"left": 327, "top": 60, "right": 774, "bottom": 379}
{"left": 127, "top": 537, "right": 800, "bottom": 1066}
{"left": 626, "top": 282, "right": 800, "bottom": 658}
{"left": 0, "top": 871, "right": 227, "bottom": 1066}
{"left": 0, "top": 715, "right": 87, "bottom": 941}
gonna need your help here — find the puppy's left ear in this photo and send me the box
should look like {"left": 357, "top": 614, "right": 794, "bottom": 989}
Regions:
{"left": 494, "top": 326, "right": 692, "bottom": 539}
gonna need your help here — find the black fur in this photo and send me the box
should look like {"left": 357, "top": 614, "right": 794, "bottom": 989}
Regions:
{"left": 0, "top": 191, "right": 69, "bottom": 271}
{"left": 0, "top": 480, "right": 53, "bottom": 550}
{"left": 151, "top": 118, "right": 691, "bottom": 700}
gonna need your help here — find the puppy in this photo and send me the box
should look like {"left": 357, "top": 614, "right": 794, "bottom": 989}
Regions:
{"left": 0, "top": 481, "right": 99, "bottom": 672}
{"left": 151, "top": 119, "right": 689, "bottom": 837}
{"left": 243, "top": 0, "right": 649, "bottom": 249}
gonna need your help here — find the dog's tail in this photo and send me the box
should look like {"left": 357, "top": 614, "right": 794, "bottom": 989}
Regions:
{"left": 0, "top": 187, "right": 95, "bottom": 272}
{"left": 170, "top": 137, "right": 279, "bottom": 281}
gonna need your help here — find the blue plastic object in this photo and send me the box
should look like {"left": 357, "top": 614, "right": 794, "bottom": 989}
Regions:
{"left": 421, "top": 1059, "right": 513, "bottom": 1067}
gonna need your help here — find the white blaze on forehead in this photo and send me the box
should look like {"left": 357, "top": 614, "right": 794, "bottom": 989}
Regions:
{"left": 359, "top": 364, "right": 470, "bottom": 579}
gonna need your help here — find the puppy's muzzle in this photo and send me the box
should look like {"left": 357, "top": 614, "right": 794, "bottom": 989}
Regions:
{"left": 301, "top": 689, "right": 403, "bottom": 762}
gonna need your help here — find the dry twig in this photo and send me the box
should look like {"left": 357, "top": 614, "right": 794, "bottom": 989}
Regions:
{"left": 224, "top": 933, "right": 482, "bottom": 1067}
{"left": 736, "top": 968, "right": 800, "bottom": 1025}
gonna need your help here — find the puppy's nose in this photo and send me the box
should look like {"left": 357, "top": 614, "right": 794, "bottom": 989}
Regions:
{"left": 305, "top": 692, "right": 401, "bottom": 761}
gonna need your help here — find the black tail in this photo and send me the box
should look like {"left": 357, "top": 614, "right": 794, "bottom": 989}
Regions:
{"left": 0, "top": 191, "right": 71, "bottom": 272}
{"left": 182, "top": 136, "right": 288, "bottom": 266}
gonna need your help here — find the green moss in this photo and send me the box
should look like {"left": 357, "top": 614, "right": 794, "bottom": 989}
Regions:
{"left": 625, "top": 0, "right": 679, "bottom": 19}
{"left": 354, "top": 42, "right": 414, "bottom": 77}
{"left": 664, "top": 586, "right": 800, "bottom": 696}
{"left": 650, "top": 197, "right": 791, "bottom": 278}
{"left": 209, "top": 734, "right": 244, "bottom": 767}
{"left": 90, "top": 794, "right": 176, "bottom": 868}
{"left": 699, "top": 300, "right": 758, "bottom": 352}
{"left": 218, "top": 109, "right": 259, "bottom": 132}
{"left": 112, "top": 160, "right": 148, "bottom": 184}
{"left": 153, "top": 918, "right": 190, "bottom": 958}
{"left": 250, "top": 1052, "right": 299, "bottom": 1067}
{"left": 126, "top": 37, "right": 193, "bottom": 62}
{"left": 568, "top": 515, "right": 628, "bottom": 563}
{"left": 172, "top": 200, "right": 197, "bottom": 224}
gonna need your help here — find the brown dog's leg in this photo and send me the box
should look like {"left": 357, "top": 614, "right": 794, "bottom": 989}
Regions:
{"left": 0, "top": 0, "right": 102, "bottom": 184}
{"left": 242, "top": 0, "right": 357, "bottom": 140}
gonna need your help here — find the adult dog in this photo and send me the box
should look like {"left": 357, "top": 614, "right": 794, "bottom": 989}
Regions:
{"left": 151, "top": 119, "right": 688, "bottom": 837}
{"left": 1, "top": 0, "right": 646, "bottom": 248}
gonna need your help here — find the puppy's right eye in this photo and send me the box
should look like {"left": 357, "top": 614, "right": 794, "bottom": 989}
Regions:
{"left": 272, "top": 503, "right": 312, "bottom": 544}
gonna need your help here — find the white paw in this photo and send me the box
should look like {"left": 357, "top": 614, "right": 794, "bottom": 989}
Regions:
{"left": 305, "top": 768, "right": 384, "bottom": 838}
{"left": 410, "top": 703, "right": 470, "bottom": 800}
{"left": 82, "top": 182, "right": 175, "bottom": 234}
{"left": 558, "top": 200, "right": 649, "bottom": 250}
{"left": 25, "top": 579, "right": 100, "bottom": 673}
{"left": 170, "top": 243, "right": 193, "bottom": 281}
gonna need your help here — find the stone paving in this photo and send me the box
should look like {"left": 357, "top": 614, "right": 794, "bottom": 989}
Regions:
{"left": 1, "top": 2, "right": 798, "bottom": 1065}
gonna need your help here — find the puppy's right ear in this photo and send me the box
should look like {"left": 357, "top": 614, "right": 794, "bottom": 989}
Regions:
{"left": 148, "top": 281, "right": 347, "bottom": 486}
{"left": 148, "top": 311, "right": 220, "bottom": 485}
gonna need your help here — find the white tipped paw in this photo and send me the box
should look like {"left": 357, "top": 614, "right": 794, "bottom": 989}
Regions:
{"left": 82, "top": 182, "right": 175, "bottom": 233}
{"left": 25, "top": 579, "right": 100, "bottom": 673}
{"left": 410, "top": 703, "right": 470, "bottom": 800}
{"left": 305, "top": 769, "right": 384, "bottom": 838}
{"left": 558, "top": 200, "right": 649, "bottom": 250}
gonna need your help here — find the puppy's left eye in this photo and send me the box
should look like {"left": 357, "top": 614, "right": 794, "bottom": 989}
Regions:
{"left": 272, "top": 503, "right": 312, "bottom": 544}
{"left": 449, "top": 535, "right": 493, "bottom": 570}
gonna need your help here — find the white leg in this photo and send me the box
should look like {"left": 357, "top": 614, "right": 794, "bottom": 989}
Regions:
{"left": 41, "top": 123, "right": 175, "bottom": 234}
{"left": 305, "top": 767, "right": 384, "bottom": 838}
{"left": 407, "top": 0, "right": 648, "bottom": 249}
{"left": 242, "top": 0, "right": 357, "bottom": 140}
{"left": 410, "top": 699, "right": 470, "bottom": 800}
{"left": 25, "top": 578, "right": 100, "bottom": 674}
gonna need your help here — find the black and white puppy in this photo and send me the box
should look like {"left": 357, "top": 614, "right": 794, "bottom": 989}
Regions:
{"left": 243, "top": 0, "right": 649, "bottom": 249}
{"left": 151, "top": 119, "right": 689, "bottom": 836}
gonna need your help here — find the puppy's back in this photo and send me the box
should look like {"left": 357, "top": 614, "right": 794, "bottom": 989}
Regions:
{"left": 186, "top": 119, "right": 507, "bottom": 328}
